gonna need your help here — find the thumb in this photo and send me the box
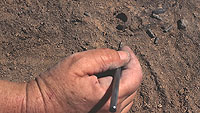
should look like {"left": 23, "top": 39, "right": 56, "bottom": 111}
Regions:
{"left": 68, "top": 48, "right": 130, "bottom": 76}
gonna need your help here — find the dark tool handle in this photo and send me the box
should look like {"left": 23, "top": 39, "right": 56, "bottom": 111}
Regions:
{"left": 109, "top": 67, "right": 122, "bottom": 112}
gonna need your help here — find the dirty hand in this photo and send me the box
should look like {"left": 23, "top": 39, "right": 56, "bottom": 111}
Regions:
{"left": 31, "top": 46, "right": 143, "bottom": 113}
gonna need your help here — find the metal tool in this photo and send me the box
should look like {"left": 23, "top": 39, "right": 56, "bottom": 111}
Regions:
{"left": 109, "top": 42, "right": 122, "bottom": 112}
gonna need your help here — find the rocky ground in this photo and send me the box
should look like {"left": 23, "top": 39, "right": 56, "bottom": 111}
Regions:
{"left": 0, "top": 0, "right": 200, "bottom": 112}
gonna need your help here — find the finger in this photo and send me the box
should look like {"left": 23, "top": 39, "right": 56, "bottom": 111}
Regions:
{"left": 68, "top": 48, "right": 130, "bottom": 76}
{"left": 120, "top": 92, "right": 136, "bottom": 111}
{"left": 121, "top": 101, "right": 133, "bottom": 113}
{"left": 118, "top": 46, "right": 143, "bottom": 97}
{"left": 109, "top": 91, "right": 136, "bottom": 113}
{"left": 98, "top": 76, "right": 113, "bottom": 89}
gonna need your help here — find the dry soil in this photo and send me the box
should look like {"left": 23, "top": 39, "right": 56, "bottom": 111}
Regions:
{"left": 0, "top": 0, "right": 200, "bottom": 112}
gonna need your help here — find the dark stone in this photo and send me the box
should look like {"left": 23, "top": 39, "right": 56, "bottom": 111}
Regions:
{"left": 146, "top": 29, "right": 155, "bottom": 38}
{"left": 116, "top": 24, "right": 126, "bottom": 30}
{"left": 151, "top": 13, "right": 162, "bottom": 20}
{"left": 84, "top": 12, "right": 91, "bottom": 17}
{"left": 116, "top": 13, "right": 128, "bottom": 22}
{"left": 177, "top": 19, "right": 187, "bottom": 30}
{"left": 154, "top": 37, "right": 159, "bottom": 44}
{"left": 152, "top": 8, "right": 166, "bottom": 14}
{"left": 162, "top": 25, "right": 173, "bottom": 33}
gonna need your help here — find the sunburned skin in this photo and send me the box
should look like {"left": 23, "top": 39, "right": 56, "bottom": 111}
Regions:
{"left": 0, "top": 46, "right": 142, "bottom": 113}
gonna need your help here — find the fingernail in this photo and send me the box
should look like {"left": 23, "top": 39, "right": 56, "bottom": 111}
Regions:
{"left": 118, "top": 51, "right": 130, "bottom": 62}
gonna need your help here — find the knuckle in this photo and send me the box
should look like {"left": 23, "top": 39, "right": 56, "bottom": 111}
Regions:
{"left": 100, "top": 48, "right": 119, "bottom": 61}
{"left": 69, "top": 53, "right": 83, "bottom": 63}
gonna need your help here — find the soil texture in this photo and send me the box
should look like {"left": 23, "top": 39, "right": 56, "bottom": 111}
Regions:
{"left": 0, "top": 0, "right": 200, "bottom": 112}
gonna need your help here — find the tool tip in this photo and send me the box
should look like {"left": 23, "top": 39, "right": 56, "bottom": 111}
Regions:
{"left": 118, "top": 41, "right": 123, "bottom": 50}
{"left": 109, "top": 106, "right": 117, "bottom": 112}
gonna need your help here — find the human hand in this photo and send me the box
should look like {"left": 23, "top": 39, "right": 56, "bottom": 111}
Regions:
{"left": 29, "top": 46, "right": 142, "bottom": 113}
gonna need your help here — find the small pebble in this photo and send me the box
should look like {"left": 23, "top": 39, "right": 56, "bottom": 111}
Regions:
{"left": 21, "top": 27, "right": 27, "bottom": 34}
{"left": 13, "top": 66, "right": 17, "bottom": 70}
{"left": 6, "top": 53, "right": 10, "bottom": 57}
{"left": 151, "top": 13, "right": 162, "bottom": 20}
{"left": 193, "top": 12, "right": 200, "bottom": 18}
{"left": 146, "top": 29, "right": 155, "bottom": 38}
{"left": 157, "top": 104, "right": 162, "bottom": 108}
{"left": 15, "top": 33, "right": 20, "bottom": 36}
{"left": 163, "top": 25, "right": 172, "bottom": 33}
{"left": 177, "top": 19, "right": 187, "bottom": 30}
{"left": 116, "top": 24, "right": 126, "bottom": 31}
{"left": 154, "top": 37, "right": 159, "bottom": 44}
{"left": 152, "top": 8, "right": 166, "bottom": 14}
{"left": 40, "top": 22, "right": 45, "bottom": 25}
{"left": 84, "top": 12, "right": 91, "bottom": 17}
{"left": 179, "top": 88, "right": 185, "bottom": 95}
{"left": 185, "top": 95, "right": 189, "bottom": 100}
{"left": 80, "top": 45, "right": 87, "bottom": 51}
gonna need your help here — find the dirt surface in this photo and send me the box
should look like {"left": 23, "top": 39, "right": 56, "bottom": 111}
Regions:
{"left": 0, "top": 0, "right": 200, "bottom": 112}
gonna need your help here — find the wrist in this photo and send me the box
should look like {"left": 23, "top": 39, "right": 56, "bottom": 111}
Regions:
{"left": 26, "top": 79, "right": 46, "bottom": 112}
{"left": 27, "top": 72, "right": 74, "bottom": 113}
{"left": 0, "top": 80, "right": 26, "bottom": 113}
